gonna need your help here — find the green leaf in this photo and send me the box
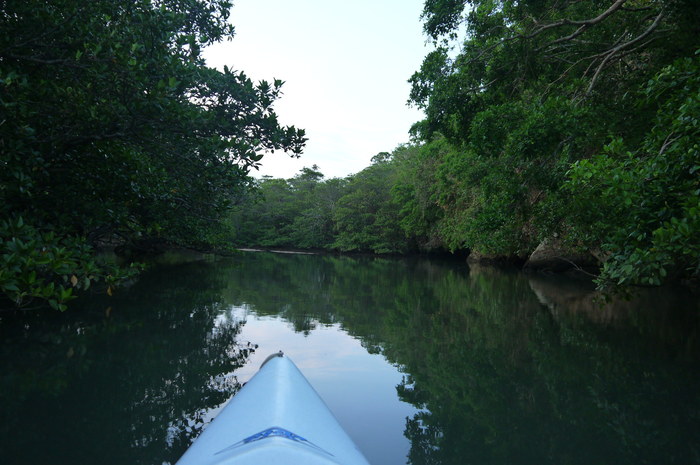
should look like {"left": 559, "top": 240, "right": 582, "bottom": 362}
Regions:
{"left": 3, "top": 283, "right": 20, "bottom": 292}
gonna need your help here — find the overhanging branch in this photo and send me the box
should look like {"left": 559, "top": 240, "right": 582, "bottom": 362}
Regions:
{"left": 585, "top": 8, "right": 665, "bottom": 95}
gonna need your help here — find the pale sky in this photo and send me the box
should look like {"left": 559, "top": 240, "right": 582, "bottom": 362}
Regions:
{"left": 204, "top": 0, "right": 431, "bottom": 180}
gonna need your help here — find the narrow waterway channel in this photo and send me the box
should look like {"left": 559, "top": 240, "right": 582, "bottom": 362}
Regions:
{"left": 1, "top": 251, "right": 698, "bottom": 464}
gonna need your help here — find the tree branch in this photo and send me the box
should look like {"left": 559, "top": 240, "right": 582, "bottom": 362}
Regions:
{"left": 659, "top": 132, "right": 681, "bottom": 156}
{"left": 529, "top": 0, "right": 628, "bottom": 37}
{"left": 585, "top": 8, "right": 665, "bottom": 95}
{"left": 4, "top": 53, "right": 76, "bottom": 66}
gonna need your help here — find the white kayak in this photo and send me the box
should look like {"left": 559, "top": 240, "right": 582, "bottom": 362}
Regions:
{"left": 175, "top": 352, "right": 371, "bottom": 465}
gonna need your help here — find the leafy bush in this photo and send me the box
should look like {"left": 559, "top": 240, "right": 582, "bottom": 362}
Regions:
{"left": 0, "top": 217, "right": 141, "bottom": 311}
{"left": 566, "top": 54, "right": 700, "bottom": 286}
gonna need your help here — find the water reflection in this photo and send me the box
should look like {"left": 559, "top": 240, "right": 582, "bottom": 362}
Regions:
{"left": 1, "top": 252, "right": 698, "bottom": 465}
{"left": 224, "top": 308, "right": 417, "bottom": 465}
{"left": 386, "top": 264, "right": 700, "bottom": 465}
{"left": 0, "top": 261, "right": 255, "bottom": 465}
{"left": 216, "top": 253, "right": 700, "bottom": 464}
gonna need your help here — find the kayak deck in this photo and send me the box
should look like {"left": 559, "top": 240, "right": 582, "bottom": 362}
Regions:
{"left": 175, "top": 352, "right": 370, "bottom": 465}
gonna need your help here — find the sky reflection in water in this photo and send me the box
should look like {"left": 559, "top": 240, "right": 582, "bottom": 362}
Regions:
{"left": 220, "top": 305, "right": 418, "bottom": 465}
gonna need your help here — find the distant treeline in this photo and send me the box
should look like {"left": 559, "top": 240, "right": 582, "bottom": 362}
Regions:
{"left": 232, "top": 0, "right": 700, "bottom": 289}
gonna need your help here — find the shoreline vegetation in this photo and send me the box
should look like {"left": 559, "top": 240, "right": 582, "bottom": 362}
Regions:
{"left": 2, "top": 0, "right": 699, "bottom": 311}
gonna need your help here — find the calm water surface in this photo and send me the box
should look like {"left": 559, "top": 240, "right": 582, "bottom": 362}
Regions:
{"left": 1, "top": 251, "right": 699, "bottom": 464}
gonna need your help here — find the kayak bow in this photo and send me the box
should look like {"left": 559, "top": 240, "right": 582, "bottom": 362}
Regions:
{"left": 175, "top": 352, "right": 370, "bottom": 465}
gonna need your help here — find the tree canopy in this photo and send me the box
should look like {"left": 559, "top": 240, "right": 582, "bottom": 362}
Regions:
{"left": 229, "top": 1, "right": 699, "bottom": 289}
{"left": 0, "top": 0, "right": 306, "bottom": 309}
{"left": 404, "top": 0, "right": 700, "bottom": 286}
{"left": 4, "top": 0, "right": 698, "bottom": 308}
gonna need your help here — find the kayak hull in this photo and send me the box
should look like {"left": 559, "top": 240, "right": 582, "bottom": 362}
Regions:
{"left": 175, "top": 353, "right": 370, "bottom": 465}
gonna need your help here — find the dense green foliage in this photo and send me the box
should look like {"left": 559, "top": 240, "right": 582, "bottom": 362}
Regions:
{"left": 0, "top": 217, "right": 142, "bottom": 311}
{"left": 231, "top": 0, "right": 699, "bottom": 288}
{"left": 566, "top": 55, "right": 700, "bottom": 285}
{"left": 229, "top": 158, "right": 409, "bottom": 254}
{"left": 1, "top": 0, "right": 305, "bottom": 309}
{"left": 405, "top": 0, "right": 700, "bottom": 285}
{"left": 6, "top": 0, "right": 696, "bottom": 302}
{"left": 331, "top": 153, "right": 406, "bottom": 253}
{"left": 228, "top": 166, "right": 342, "bottom": 249}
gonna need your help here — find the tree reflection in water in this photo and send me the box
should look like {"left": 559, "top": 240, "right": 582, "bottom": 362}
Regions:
{"left": 2, "top": 252, "right": 698, "bottom": 465}
{"left": 382, "top": 266, "right": 700, "bottom": 465}
{"left": 214, "top": 253, "right": 700, "bottom": 465}
{"left": 0, "top": 260, "right": 256, "bottom": 465}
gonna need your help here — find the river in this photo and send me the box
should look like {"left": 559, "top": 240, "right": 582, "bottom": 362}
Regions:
{"left": 1, "top": 251, "right": 698, "bottom": 464}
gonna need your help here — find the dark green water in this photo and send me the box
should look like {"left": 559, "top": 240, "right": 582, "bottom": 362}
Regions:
{"left": 1, "top": 251, "right": 699, "bottom": 464}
